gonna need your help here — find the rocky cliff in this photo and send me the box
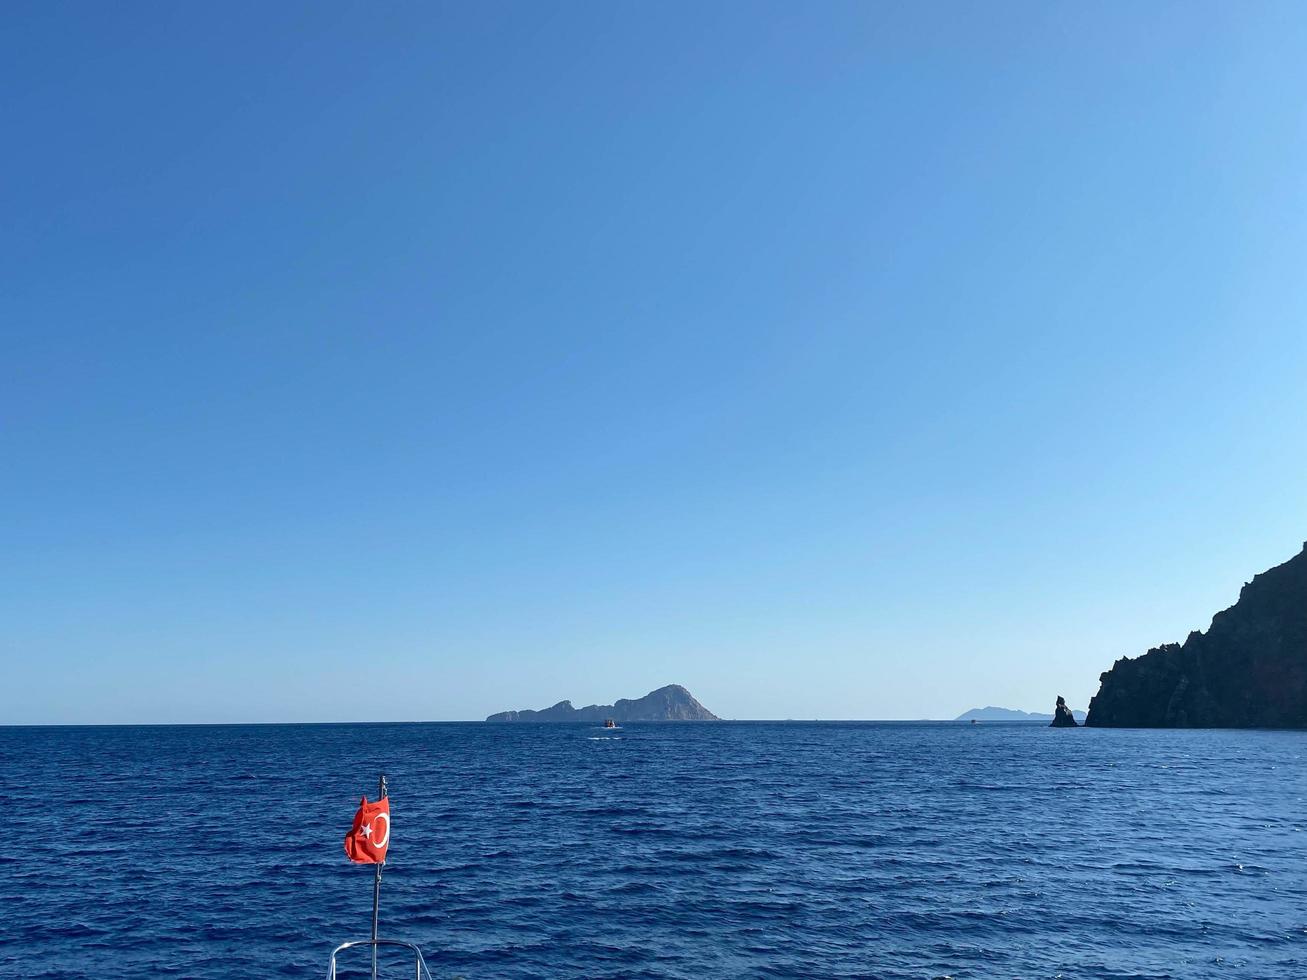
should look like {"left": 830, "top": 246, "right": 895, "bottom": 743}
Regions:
{"left": 1086, "top": 543, "right": 1307, "bottom": 728}
{"left": 486, "top": 684, "right": 720, "bottom": 722}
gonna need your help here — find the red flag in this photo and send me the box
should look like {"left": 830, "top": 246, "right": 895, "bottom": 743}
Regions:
{"left": 344, "top": 795, "right": 391, "bottom": 864}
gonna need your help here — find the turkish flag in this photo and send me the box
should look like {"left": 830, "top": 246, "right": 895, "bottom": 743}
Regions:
{"left": 344, "top": 796, "right": 391, "bottom": 864}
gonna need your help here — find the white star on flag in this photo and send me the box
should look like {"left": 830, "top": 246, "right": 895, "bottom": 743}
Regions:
{"left": 361, "top": 823, "right": 372, "bottom": 838}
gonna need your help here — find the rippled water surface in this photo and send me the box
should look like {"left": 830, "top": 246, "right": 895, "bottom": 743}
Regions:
{"left": 3, "top": 722, "right": 1305, "bottom": 978}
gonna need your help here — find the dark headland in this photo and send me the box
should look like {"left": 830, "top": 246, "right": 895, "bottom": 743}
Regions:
{"left": 1086, "top": 542, "right": 1307, "bottom": 728}
{"left": 486, "top": 684, "right": 720, "bottom": 722}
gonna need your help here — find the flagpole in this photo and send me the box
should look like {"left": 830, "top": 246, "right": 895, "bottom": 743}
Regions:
{"left": 372, "top": 773, "right": 387, "bottom": 980}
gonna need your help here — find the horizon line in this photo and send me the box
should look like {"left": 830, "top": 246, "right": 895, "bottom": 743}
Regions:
{"left": 0, "top": 717, "right": 1061, "bottom": 728}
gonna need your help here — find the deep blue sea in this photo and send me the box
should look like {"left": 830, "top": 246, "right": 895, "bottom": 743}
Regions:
{"left": 2, "top": 722, "right": 1304, "bottom": 979}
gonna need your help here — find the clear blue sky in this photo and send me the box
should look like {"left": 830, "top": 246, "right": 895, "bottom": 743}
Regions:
{"left": 3, "top": 2, "right": 1305, "bottom": 724}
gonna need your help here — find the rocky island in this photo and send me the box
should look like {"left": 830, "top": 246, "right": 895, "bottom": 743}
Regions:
{"left": 486, "top": 684, "right": 720, "bottom": 722}
{"left": 955, "top": 705, "right": 1086, "bottom": 722}
{"left": 1086, "top": 542, "right": 1307, "bottom": 728}
{"left": 1049, "top": 696, "right": 1079, "bottom": 727}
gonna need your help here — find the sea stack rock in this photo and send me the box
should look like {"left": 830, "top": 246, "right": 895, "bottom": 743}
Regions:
{"left": 1049, "top": 696, "right": 1079, "bottom": 727}
{"left": 1086, "top": 542, "right": 1307, "bottom": 728}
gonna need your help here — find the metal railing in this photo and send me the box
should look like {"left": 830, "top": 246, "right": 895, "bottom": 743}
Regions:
{"left": 326, "top": 939, "right": 435, "bottom": 980}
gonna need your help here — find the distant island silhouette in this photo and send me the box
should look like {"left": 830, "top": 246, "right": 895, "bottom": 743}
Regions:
{"left": 955, "top": 705, "right": 1086, "bottom": 723}
{"left": 486, "top": 684, "right": 720, "bottom": 722}
{"left": 1087, "top": 542, "right": 1307, "bottom": 728}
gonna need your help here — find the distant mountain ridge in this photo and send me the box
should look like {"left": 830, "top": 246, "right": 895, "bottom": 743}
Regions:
{"left": 1087, "top": 543, "right": 1307, "bottom": 728}
{"left": 486, "top": 684, "right": 720, "bottom": 722}
{"left": 955, "top": 706, "right": 1086, "bottom": 722}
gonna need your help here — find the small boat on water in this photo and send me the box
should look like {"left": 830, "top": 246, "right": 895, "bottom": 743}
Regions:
{"left": 603, "top": 718, "right": 617, "bottom": 728}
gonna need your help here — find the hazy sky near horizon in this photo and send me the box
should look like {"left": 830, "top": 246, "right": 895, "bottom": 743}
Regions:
{"left": 4, "top": 2, "right": 1306, "bottom": 724}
